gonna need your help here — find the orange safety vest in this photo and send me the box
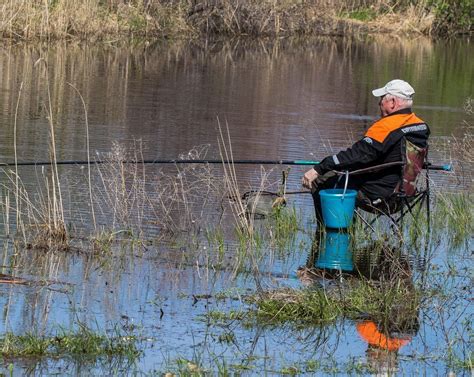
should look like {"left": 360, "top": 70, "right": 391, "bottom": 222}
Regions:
{"left": 365, "top": 113, "right": 426, "bottom": 143}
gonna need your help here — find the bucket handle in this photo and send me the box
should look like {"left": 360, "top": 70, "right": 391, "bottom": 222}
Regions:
{"left": 342, "top": 170, "right": 349, "bottom": 200}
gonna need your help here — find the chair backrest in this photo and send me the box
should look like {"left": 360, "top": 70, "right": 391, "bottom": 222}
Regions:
{"left": 400, "top": 139, "right": 428, "bottom": 197}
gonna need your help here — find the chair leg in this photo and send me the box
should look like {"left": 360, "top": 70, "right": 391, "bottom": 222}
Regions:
{"left": 403, "top": 193, "right": 428, "bottom": 233}
{"left": 357, "top": 205, "right": 403, "bottom": 240}
{"left": 356, "top": 190, "right": 431, "bottom": 246}
{"left": 354, "top": 209, "right": 377, "bottom": 233}
{"left": 426, "top": 191, "right": 431, "bottom": 234}
{"left": 398, "top": 199, "right": 404, "bottom": 245}
{"left": 426, "top": 165, "right": 431, "bottom": 234}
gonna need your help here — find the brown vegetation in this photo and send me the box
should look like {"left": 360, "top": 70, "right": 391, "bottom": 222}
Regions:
{"left": 0, "top": 0, "right": 470, "bottom": 42}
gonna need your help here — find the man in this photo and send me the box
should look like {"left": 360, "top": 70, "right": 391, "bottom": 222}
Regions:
{"left": 302, "top": 79, "right": 430, "bottom": 227}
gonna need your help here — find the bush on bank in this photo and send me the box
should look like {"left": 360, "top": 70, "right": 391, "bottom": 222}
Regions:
{"left": 0, "top": 1, "right": 471, "bottom": 41}
{"left": 427, "top": 0, "right": 473, "bottom": 36}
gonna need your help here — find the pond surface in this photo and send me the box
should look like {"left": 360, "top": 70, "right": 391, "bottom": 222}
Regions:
{"left": 0, "top": 36, "right": 472, "bottom": 375}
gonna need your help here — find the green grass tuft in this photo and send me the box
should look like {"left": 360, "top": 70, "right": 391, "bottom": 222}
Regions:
{"left": 245, "top": 273, "right": 420, "bottom": 327}
{"left": 0, "top": 325, "right": 140, "bottom": 360}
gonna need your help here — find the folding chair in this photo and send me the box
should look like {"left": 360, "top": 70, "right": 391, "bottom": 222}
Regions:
{"left": 354, "top": 139, "right": 430, "bottom": 235}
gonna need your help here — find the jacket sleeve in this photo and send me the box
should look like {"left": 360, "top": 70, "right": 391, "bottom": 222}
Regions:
{"left": 314, "top": 136, "right": 383, "bottom": 174}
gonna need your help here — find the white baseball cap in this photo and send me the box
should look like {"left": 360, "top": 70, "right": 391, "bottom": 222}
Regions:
{"left": 372, "top": 79, "right": 415, "bottom": 100}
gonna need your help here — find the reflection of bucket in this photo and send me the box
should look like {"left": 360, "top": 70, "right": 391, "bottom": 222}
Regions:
{"left": 320, "top": 189, "right": 357, "bottom": 229}
{"left": 316, "top": 230, "right": 354, "bottom": 271}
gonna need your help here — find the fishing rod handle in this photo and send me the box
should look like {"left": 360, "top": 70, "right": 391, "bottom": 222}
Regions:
{"left": 424, "top": 163, "right": 452, "bottom": 171}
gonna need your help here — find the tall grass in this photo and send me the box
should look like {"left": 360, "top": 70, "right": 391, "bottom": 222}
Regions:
{"left": 0, "top": 0, "right": 470, "bottom": 41}
{"left": 68, "top": 82, "right": 96, "bottom": 232}
{"left": 92, "top": 142, "right": 224, "bottom": 247}
{"left": 1, "top": 59, "right": 68, "bottom": 250}
{"left": 2, "top": 169, "right": 67, "bottom": 250}
{"left": 217, "top": 119, "right": 264, "bottom": 289}
{"left": 454, "top": 98, "right": 474, "bottom": 178}
{"left": 215, "top": 119, "right": 299, "bottom": 286}
{"left": 0, "top": 0, "right": 191, "bottom": 41}
{"left": 147, "top": 144, "right": 224, "bottom": 237}
{"left": 95, "top": 141, "right": 148, "bottom": 233}
{"left": 35, "top": 58, "right": 67, "bottom": 248}
{"left": 13, "top": 81, "right": 25, "bottom": 243}
{"left": 431, "top": 192, "right": 473, "bottom": 248}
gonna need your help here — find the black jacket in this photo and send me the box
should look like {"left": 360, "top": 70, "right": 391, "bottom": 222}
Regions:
{"left": 314, "top": 109, "right": 430, "bottom": 199}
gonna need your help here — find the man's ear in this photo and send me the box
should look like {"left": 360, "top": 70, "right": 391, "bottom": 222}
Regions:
{"left": 389, "top": 97, "right": 398, "bottom": 110}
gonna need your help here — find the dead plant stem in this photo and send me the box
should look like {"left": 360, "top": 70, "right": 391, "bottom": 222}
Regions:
{"left": 44, "top": 67, "right": 65, "bottom": 234}
{"left": 13, "top": 81, "right": 25, "bottom": 242}
{"left": 217, "top": 118, "right": 263, "bottom": 293}
{"left": 67, "top": 83, "right": 96, "bottom": 232}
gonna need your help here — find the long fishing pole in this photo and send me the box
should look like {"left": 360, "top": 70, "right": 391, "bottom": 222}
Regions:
{"left": 0, "top": 159, "right": 319, "bottom": 167}
{"left": 0, "top": 159, "right": 452, "bottom": 171}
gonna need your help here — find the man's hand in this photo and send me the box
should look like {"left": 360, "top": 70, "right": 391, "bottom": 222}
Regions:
{"left": 302, "top": 168, "right": 319, "bottom": 190}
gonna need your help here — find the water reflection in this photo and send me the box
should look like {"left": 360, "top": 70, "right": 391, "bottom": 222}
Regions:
{"left": 300, "top": 236, "right": 420, "bottom": 375}
{"left": 315, "top": 229, "right": 353, "bottom": 272}
{"left": 356, "top": 281, "right": 419, "bottom": 376}
{"left": 357, "top": 317, "right": 417, "bottom": 376}
{"left": 0, "top": 37, "right": 471, "bottom": 165}
{"left": 304, "top": 224, "right": 423, "bottom": 278}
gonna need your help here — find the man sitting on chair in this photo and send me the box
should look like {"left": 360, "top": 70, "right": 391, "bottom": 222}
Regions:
{"left": 302, "top": 79, "right": 430, "bottom": 229}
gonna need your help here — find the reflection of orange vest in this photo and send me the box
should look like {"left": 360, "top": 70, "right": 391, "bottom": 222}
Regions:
{"left": 356, "top": 321, "right": 411, "bottom": 351}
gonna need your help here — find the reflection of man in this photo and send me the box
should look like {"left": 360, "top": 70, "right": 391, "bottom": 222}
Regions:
{"left": 302, "top": 79, "right": 430, "bottom": 230}
{"left": 357, "top": 321, "right": 411, "bottom": 351}
{"left": 357, "top": 320, "right": 412, "bottom": 375}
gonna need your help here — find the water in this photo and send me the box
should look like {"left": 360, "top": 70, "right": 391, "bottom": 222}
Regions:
{"left": 0, "top": 36, "right": 472, "bottom": 375}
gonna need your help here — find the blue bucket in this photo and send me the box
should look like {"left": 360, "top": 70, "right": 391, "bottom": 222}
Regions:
{"left": 316, "top": 230, "right": 354, "bottom": 271}
{"left": 319, "top": 189, "right": 357, "bottom": 229}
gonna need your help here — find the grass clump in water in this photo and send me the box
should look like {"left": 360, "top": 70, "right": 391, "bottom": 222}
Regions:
{"left": 205, "top": 310, "right": 247, "bottom": 325}
{"left": 248, "top": 272, "right": 419, "bottom": 327}
{"left": 0, "top": 325, "right": 140, "bottom": 360}
{"left": 254, "top": 288, "right": 340, "bottom": 324}
{"left": 271, "top": 205, "right": 301, "bottom": 251}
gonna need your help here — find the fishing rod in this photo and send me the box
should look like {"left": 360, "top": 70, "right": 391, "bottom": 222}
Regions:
{"left": 0, "top": 159, "right": 318, "bottom": 167}
{"left": 0, "top": 159, "right": 452, "bottom": 171}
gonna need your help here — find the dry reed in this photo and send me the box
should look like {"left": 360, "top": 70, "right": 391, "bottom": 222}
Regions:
{"left": 0, "top": 0, "right": 191, "bottom": 41}
{"left": 1, "top": 169, "right": 68, "bottom": 250}
{"left": 67, "top": 82, "right": 96, "bottom": 232}
{"left": 93, "top": 142, "right": 224, "bottom": 241}
{"left": 459, "top": 98, "right": 473, "bottom": 165}
{"left": 1, "top": 60, "right": 69, "bottom": 251}
{"left": 1, "top": 0, "right": 468, "bottom": 41}
{"left": 147, "top": 144, "right": 224, "bottom": 236}
{"left": 216, "top": 118, "right": 282, "bottom": 291}
{"left": 94, "top": 141, "right": 148, "bottom": 233}
{"left": 429, "top": 97, "right": 473, "bottom": 188}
